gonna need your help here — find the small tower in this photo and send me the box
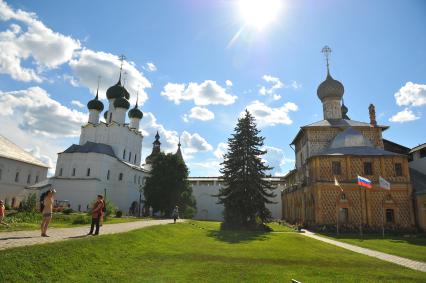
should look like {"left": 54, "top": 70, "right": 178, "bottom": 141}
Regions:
{"left": 145, "top": 131, "right": 161, "bottom": 166}
{"left": 341, "top": 99, "right": 350, "bottom": 120}
{"left": 87, "top": 81, "right": 104, "bottom": 124}
{"left": 317, "top": 46, "right": 344, "bottom": 120}
{"left": 128, "top": 92, "right": 143, "bottom": 130}
{"left": 175, "top": 136, "right": 183, "bottom": 161}
{"left": 369, "top": 104, "right": 377, "bottom": 127}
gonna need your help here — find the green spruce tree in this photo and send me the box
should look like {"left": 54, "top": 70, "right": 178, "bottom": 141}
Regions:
{"left": 218, "top": 110, "right": 275, "bottom": 229}
{"left": 143, "top": 153, "right": 196, "bottom": 218}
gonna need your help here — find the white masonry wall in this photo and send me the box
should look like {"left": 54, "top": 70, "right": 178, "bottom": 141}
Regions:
{"left": 190, "top": 178, "right": 282, "bottom": 221}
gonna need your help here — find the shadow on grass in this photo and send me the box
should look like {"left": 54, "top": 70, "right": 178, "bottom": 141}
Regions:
{"left": 207, "top": 229, "right": 270, "bottom": 244}
{"left": 0, "top": 236, "right": 32, "bottom": 241}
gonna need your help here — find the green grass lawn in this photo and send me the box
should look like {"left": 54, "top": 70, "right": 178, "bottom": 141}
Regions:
{"left": 0, "top": 212, "right": 142, "bottom": 232}
{"left": 320, "top": 233, "right": 426, "bottom": 262}
{"left": 0, "top": 221, "right": 425, "bottom": 282}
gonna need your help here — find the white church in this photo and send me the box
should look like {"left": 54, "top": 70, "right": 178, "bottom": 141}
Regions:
{"left": 32, "top": 70, "right": 151, "bottom": 213}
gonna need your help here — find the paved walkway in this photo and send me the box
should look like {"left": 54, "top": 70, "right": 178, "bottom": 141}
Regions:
{"left": 301, "top": 229, "right": 426, "bottom": 273}
{"left": 0, "top": 219, "right": 182, "bottom": 251}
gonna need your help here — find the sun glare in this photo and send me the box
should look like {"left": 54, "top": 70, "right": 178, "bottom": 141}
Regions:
{"left": 238, "top": 0, "right": 282, "bottom": 30}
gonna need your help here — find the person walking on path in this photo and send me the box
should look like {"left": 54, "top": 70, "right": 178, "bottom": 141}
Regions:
{"left": 0, "top": 200, "right": 9, "bottom": 227}
{"left": 88, "top": 195, "right": 104, "bottom": 236}
{"left": 172, "top": 205, "right": 179, "bottom": 224}
{"left": 41, "top": 189, "right": 55, "bottom": 237}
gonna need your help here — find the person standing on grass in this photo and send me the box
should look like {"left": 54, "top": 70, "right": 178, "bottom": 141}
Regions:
{"left": 172, "top": 205, "right": 179, "bottom": 224}
{"left": 88, "top": 195, "right": 104, "bottom": 236}
{"left": 40, "top": 189, "right": 56, "bottom": 237}
{"left": 0, "top": 200, "right": 9, "bottom": 227}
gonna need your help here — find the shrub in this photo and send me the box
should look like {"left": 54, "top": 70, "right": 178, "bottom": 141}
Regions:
{"left": 63, "top": 208, "right": 74, "bottom": 215}
{"left": 115, "top": 210, "right": 123, "bottom": 218}
{"left": 72, "top": 215, "right": 91, "bottom": 225}
{"left": 182, "top": 206, "right": 196, "bottom": 219}
{"left": 18, "top": 193, "right": 37, "bottom": 212}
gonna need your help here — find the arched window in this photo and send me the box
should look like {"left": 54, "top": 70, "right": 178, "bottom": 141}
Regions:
{"left": 119, "top": 173, "right": 123, "bottom": 181}
{"left": 109, "top": 112, "right": 112, "bottom": 123}
{"left": 59, "top": 168, "right": 63, "bottom": 176}
{"left": 72, "top": 168, "right": 76, "bottom": 176}
{"left": 27, "top": 174, "right": 31, "bottom": 184}
{"left": 107, "top": 170, "right": 110, "bottom": 180}
{"left": 134, "top": 154, "right": 137, "bottom": 164}
{"left": 15, "top": 172, "right": 19, "bottom": 182}
{"left": 87, "top": 168, "right": 91, "bottom": 177}
{"left": 35, "top": 175, "right": 39, "bottom": 183}
{"left": 123, "top": 150, "right": 126, "bottom": 159}
{"left": 129, "top": 152, "right": 131, "bottom": 162}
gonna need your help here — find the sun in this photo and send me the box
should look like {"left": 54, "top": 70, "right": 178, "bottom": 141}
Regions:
{"left": 238, "top": 0, "right": 282, "bottom": 30}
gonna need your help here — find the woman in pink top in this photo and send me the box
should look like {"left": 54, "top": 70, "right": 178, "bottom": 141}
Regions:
{"left": 0, "top": 199, "right": 9, "bottom": 227}
{"left": 41, "top": 189, "right": 55, "bottom": 237}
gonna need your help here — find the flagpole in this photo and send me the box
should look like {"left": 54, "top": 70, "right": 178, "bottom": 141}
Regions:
{"left": 382, "top": 196, "right": 385, "bottom": 238}
{"left": 359, "top": 184, "right": 363, "bottom": 238}
{"left": 337, "top": 205, "right": 339, "bottom": 236}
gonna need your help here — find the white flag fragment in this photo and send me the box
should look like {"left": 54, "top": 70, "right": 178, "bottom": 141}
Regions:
{"left": 334, "top": 176, "right": 343, "bottom": 191}
{"left": 379, "top": 176, "right": 391, "bottom": 190}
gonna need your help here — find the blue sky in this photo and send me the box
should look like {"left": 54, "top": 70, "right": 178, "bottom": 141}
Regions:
{"left": 0, "top": 0, "right": 425, "bottom": 176}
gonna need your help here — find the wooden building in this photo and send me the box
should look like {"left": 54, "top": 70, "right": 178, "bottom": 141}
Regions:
{"left": 281, "top": 47, "right": 415, "bottom": 229}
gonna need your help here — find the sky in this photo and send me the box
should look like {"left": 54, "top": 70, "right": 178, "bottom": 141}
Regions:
{"left": 0, "top": 0, "right": 425, "bottom": 177}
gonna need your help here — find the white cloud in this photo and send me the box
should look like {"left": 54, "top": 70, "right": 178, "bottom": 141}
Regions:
{"left": 0, "top": 87, "right": 87, "bottom": 137}
{"left": 188, "top": 160, "right": 221, "bottom": 177}
{"left": 262, "top": 146, "right": 294, "bottom": 176}
{"left": 0, "top": 0, "right": 81, "bottom": 81}
{"left": 141, "top": 112, "right": 212, "bottom": 161}
{"left": 161, "top": 80, "right": 237, "bottom": 106}
{"left": 71, "top": 100, "right": 84, "bottom": 108}
{"left": 69, "top": 49, "right": 151, "bottom": 105}
{"left": 225, "top": 80, "right": 233, "bottom": 87}
{"left": 214, "top": 142, "right": 228, "bottom": 159}
{"left": 244, "top": 100, "right": 298, "bottom": 127}
{"left": 291, "top": 81, "right": 302, "bottom": 89}
{"left": 389, "top": 108, "right": 420, "bottom": 123}
{"left": 258, "top": 75, "right": 301, "bottom": 100}
{"left": 145, "top": 62, "right": 157, "bottom": 72}
{"left": 183, "top": 106, "right": 215, "bottom": 122}
{"left": 394, "top": 82, "right": 426, "bottom": 107}
{"left": 181, "top": 131, "right": 213, "bottom": 154}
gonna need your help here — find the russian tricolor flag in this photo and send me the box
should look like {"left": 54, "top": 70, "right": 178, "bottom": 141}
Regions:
{"left": 357, "top": 175, "right": 372, "bottom": 188}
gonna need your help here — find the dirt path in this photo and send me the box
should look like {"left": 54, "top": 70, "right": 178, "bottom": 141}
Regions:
{"left": 301, "top": 229, "right": 426, "bottom": 273}
{"left": 0, "top": 219, "right": 182, "bottom": 250}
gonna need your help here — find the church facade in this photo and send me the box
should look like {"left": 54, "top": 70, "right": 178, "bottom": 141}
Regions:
{"left": 38, "top": 69, "right": 149, "bottom": 213}
{"left": 281, "top": 48, "right": 415, "bottom": 229}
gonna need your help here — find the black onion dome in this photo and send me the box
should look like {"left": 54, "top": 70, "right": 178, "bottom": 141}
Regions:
{"left": 103, "top": 111, "right": 108, "bottom": 120}
{"left": 128, "top": 106, "right": 143, "bottom": 119}
{"left": 317, "top": 73, "right": 344, "bottom": 101}
{"left": 113, "top": 97, "right": 130, "bottom": 109}
{"left": 106, "top": 80, "right": 130, "bottom": 100}
{"left": 87, "top": 95, "right": 104, "bottom": 111}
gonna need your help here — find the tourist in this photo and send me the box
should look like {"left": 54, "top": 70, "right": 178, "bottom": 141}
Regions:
{"left": 0, "top": 200, "right": 9, "bottom": 227}
{"left": 88, "top": 195, "right": 104, "bottom": 236}
{"left": 41, "top": 189, "right": 56, "bottom": 237}
{"left": 172, "top": 205, "right": 179, "bottom": 224}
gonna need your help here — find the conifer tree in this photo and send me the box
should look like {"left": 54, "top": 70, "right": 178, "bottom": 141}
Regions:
{"left": 218, "top": 110, "right": 275, "bottom": 229}
{"left": 143, "top": 153, "right": 196, "bottom": 218}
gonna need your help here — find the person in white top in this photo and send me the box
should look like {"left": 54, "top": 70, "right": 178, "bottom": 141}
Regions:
{"left": 40, "top": 189, "right": 56, "bottom": 237}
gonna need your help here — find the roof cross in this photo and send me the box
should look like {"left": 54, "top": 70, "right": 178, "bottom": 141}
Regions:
{"left": 321, "top": 46, "right": 332, "bottom": 75}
